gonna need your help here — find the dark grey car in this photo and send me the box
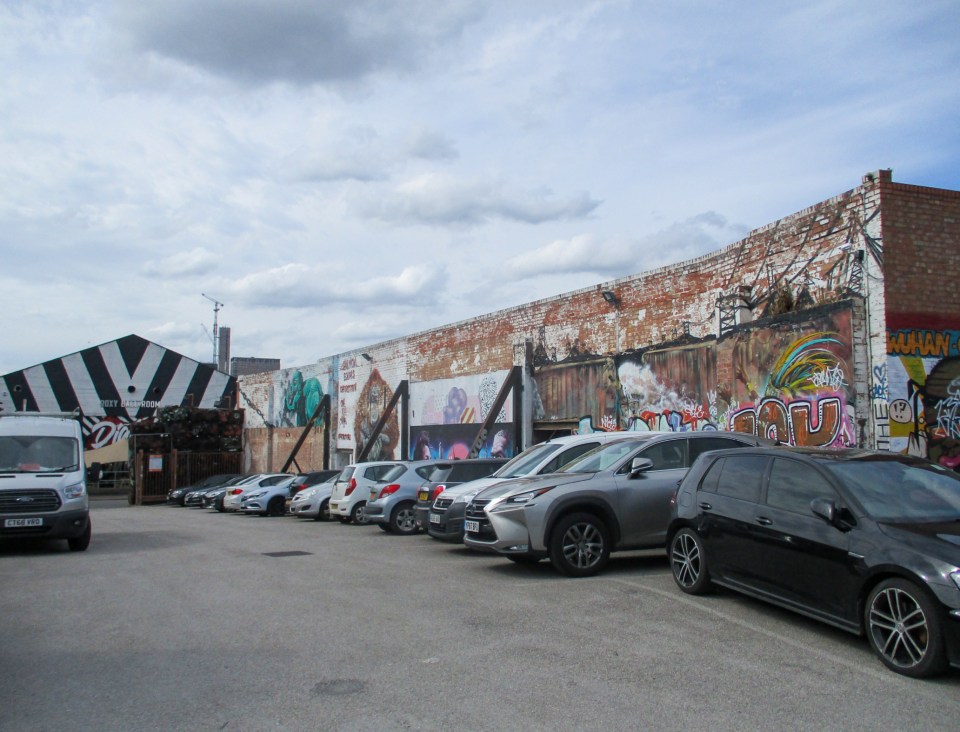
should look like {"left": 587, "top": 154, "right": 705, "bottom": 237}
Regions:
{"left": 463, "top": 431, "right": 768, "bottom": 577}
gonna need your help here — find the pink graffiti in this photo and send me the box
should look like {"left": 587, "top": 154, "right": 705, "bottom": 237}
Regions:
{"left": 729, "top": 396, "right": 848, "bottom": 447}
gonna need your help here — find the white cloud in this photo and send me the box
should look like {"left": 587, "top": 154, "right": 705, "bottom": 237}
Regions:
{"left": 141, "top": 248, "right": 220, "bottom": 278}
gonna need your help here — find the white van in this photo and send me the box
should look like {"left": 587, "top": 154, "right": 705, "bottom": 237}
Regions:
{"left": 0, "top": 413, "right": 92, "bottom": 551}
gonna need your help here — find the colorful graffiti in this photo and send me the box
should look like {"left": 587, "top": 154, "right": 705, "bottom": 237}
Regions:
{"left": 617, "top": 360, "right": 718, "bottom": 433}
{"left": 280, "top": 370, "right": 324, "bottom": 427}
{"left": 410, "top": 424, "right": 514, "bottom": 460}
{"left": 728, "top": 324, "right": 856, "bottom": 447}
{"left": 352, "top": 369, "right": 399, "bottom": 460}
{"left": 888, "top": 329, "right": 960, "bottom": 358}
{"left": 82, "top": 416, "right": 131, "bottom": 450}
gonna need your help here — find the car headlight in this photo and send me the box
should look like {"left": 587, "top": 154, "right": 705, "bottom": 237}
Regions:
{"left": 951, "top": 571, "right": 960, "bottom": 592}
{"left": 501, "top": 486, "right": 555, "bottom": 506}
{"left": 64, "top": 482, "right": 86, "bottom": 499}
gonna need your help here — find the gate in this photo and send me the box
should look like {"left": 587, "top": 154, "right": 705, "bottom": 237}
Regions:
{"left": 133, "top": 450, "right": 244, "bottom": 505}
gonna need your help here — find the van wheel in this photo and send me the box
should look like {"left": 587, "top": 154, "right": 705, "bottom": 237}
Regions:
{"left": 548, "top": 512, "right": 610, "bottom": 577}
{"left": 68, "top": 519, "right": 91, "bottom": 552}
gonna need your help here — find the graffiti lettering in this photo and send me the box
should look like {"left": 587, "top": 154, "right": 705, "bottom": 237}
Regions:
{"left": 340, "top": 383, "right": 357, "bottom": 393}
{"left": 933, "top": 395, "right": 960, "bottom": 440}
{"left": 86, "top": 418, "right": 131, "bottom": 449}
{"left": 730, "top": 396, "right": 846, "bottom": 447}
{"left": 888, "top": 329, "right": 959, "bottom": 358}
{"left": 631, "top": 409, "right": 717, "bottom": 432}
{"left": 870, "top": 365, "right": 889, "bottom": 401}
{"left": 810, "top": 365, "right": 846, "bottom": 391}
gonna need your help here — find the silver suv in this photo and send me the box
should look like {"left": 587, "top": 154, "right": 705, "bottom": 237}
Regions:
{"left": 463, "top": 431, "right": 767, "bottom": 577}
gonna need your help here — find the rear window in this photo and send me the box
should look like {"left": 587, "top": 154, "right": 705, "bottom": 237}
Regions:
{"left": 370, "top": 464, "right": 402, "bottom": 480}
{"left": 449, "top": 462, "right": 501, "bottom": 481}
{"left": 339, "top": 467, "right": 355, "bottom": 481}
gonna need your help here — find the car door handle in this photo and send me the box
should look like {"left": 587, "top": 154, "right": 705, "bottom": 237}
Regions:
{"left": 755, "top": 516, "right": 773, "bottom": 526}
{"left": 698, "top": 502, "right": 712, "bottom": 511}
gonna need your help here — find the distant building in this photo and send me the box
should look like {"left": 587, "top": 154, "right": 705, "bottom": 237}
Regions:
{"left": 230, "top": 357, "right": 281, "bottom": 376}
{"left": 218, "top": 326, "right": 231, "bottom": 374}
{"left": 0, "top": 334, "right": 236, "bottom": 450}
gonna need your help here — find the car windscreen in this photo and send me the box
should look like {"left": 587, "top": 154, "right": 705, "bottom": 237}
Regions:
{"left": 558, "top": 440, "right": 645, "bottom": 474}
{"left": 0, "top": 435, "right": 79, "bottom": 473}
{"left": 493, "top": 443, "right": 562, "bottom": 478}
{"left": 823, "top": 458, "right": 960, "bottom": 521}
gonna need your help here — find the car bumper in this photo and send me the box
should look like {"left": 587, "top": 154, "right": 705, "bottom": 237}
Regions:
{"left": 290, "top": 500, "right": 318, "bottom": 517}
{"left": 0, "top": 509, "right": 89, "bottom": 540}
{"left": 476, "top": 506, "right": 535, "bottom": 554}
{"left": 364, "top": 501, "right": 388, "bottom": 524}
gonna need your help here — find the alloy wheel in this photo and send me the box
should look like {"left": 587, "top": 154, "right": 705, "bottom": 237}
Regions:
{"left": 671, "top": 532, "right": 701, "bottom": 588}
{"left": 560, "top": 521, "right": 604, "bottom": 570}
{"left": 868, "top": 585, "right": 931, "bottom": 671}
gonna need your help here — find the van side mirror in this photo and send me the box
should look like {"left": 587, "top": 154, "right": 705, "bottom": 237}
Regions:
{"left": 629, "top": 457, "right": 654, "bottom": 477}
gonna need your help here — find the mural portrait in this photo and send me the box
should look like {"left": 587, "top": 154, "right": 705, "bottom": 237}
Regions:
{"left": 354, "top": 369, "right": 398, "bottom": 461}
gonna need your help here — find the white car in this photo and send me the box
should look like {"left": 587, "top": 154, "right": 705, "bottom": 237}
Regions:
{"left": 222, "top": 474, "right": 292, "bottom": 512}
{"left": 328, "top": 461, "right": 402, "bottom": 524}
{"left": 289, "top": 472, "right": 342, "bottom": 520}
{"left": 239, "top": 475, "right": 298, "bottom": 516}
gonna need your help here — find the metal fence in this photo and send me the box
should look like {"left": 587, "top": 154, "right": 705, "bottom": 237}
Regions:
{"left": 133, "top": 451, "right": 244, "bottom": 505}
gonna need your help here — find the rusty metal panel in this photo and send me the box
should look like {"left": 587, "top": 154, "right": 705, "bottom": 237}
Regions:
{"left": 534, "top": 359, "right": 618, "bottom": 426}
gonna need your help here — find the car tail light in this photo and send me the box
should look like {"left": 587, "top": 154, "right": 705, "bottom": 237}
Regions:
{"left": 431, "top": 485, "right": 447, "bottom": 500}
{"left": 230, "top": 488, "right": 244, "bottom": 495}
{"left": 378, "top": 483, "right": 401, "bottom": 499}
{"left": 345, "top": 477, "right": 357, "bottom": 496}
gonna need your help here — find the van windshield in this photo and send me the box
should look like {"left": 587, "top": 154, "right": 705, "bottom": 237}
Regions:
{"left": 0, "top": 435, "right": 79, "bottom": 473}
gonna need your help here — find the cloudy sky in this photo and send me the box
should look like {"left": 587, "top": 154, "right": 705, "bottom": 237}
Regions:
{"left": 2, "top": 0, "right": 958, "bottom": 374}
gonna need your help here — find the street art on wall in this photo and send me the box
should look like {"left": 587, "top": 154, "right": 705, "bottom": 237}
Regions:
{"left": 409, "top": 372, "right": 514, "bottom": 459}
{"left": 617, "top": 358, "right": 719, "bottom": 433}
{"left": 277, "top": 369, "right": 325, "bottom": 428}
{"left": 351, "top": 368, "right": 399, "bottom": 461}
{"left": 728, "top": 327, "right": 856, "bottom": 447}
{"left": 885, "top": 330, "right": 960, "bottom": 467}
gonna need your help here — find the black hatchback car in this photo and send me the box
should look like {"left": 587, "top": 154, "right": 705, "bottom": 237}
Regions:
{"left": 668, "top": 446, "right": 960, "bottom": 678}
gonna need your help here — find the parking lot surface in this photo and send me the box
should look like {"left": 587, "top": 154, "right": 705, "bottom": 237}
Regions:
{"left": 1, "top": 500, "right": 958, "bottom": 731}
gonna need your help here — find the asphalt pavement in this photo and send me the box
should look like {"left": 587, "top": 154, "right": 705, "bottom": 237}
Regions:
{"left": 1, "top": 501, "right": 958, "bottom": 731}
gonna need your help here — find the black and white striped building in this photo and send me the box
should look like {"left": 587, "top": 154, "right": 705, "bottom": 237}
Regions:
{"left": 1, "top": 335, "right": 236, "bottom": 448}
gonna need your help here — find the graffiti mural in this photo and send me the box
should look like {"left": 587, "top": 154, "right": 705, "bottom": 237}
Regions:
{"left": 353, "top": 369, "right": 399, "bottom": 461}
{"left": 409, "top": 372, "right": 515, "bottom": 459}
{"left": 278, "top": 369, "right": 324, "bottom": 427}
{"left": 883, "top": 319, "right": 960, "bottom": 465}
{"left": 617, "top": 347, "right": 719, "bottom": 433}
{"left": 727, "top": 314, "right": 856, "bottom": 447}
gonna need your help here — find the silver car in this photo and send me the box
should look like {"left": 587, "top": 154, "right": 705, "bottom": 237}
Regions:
{"left": 463, "top": 431, "right": 768, "bottom": 577}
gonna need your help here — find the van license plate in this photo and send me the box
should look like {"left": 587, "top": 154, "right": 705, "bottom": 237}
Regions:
{"left": 464, "top": 520, "right": 480, "bottom": 533}
{"left": 5, "top": 518, "right": 42, "bottom": 528}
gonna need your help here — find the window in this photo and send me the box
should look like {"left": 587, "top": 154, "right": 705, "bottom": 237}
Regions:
{"left": 766, "top": 459, "right": 836, "bottom": 515}
{"left": 688, "top": 436, "right": 751, "bottom": 463}
{"left": 714, "top": 455, "right": 768, "bottom": 502}
{"left": 638, "top": 440, "right": 686, "bottom": 471}
{"left": 451, "top": 463, "right": 500, "bottom": 481}
{"left": 541, "top": 442, "right": 600, "bottom": 473}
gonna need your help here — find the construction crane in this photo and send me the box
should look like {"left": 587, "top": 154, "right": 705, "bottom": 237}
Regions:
{"left": 202, "top": 293, "right": 224, "bottom": 366}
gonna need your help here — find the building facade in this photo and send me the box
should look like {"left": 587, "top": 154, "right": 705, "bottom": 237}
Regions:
{"left": 235, "top": 170, "right": 959, "bottom": 472}
{"left": 1, "top": 334, "right": 237, "bottom": 450}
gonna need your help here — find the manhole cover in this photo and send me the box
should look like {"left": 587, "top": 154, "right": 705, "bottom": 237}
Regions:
{"left": 262, "top": 550, "right": 313, "bottom": 557}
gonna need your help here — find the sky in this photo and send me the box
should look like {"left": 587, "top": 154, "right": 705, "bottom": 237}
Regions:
{"left": 2, "top": 0, "right": 959, "bottom": 375}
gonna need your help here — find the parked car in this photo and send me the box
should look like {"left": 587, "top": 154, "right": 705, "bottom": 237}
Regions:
{"left": 285, "top": 470, "right": 340, "bottom": 510}
{"left": 366, "top": 459, "right": 506, "bottom": 535}
{"left": 667, "top": 446, "right": 960, "bottom": 678}
{"left": 329, "top": 461, "right": 403, "bottom": 524}
{"left": 289, "top": 471, "right": 342, "bottom": 521}
{"left": 420, "top": 433, "right": 630, "bottom": 542}
{"left": 190, "top": 475, "right": 249, "bottom": 509}
{"left": 463, "top": 431, "right": 769, "bottom": 576}
{"left": 222, "top": 474, "right": 292, "bottom": 512}
{"left": 239, "top": 475, "right": 298, "bottom": 516}
{"left": 168, "top": 473, "right": 239, "bottom": 506}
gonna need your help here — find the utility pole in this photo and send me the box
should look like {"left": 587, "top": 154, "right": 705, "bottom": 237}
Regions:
{"left": 202, "top": 293, "right": 224, "bottom": 366}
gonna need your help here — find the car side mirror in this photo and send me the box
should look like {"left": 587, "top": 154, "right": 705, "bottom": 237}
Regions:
{"left": 811, "top": 498, "right": 840, "bottom": 526}
{"left": 629, "top": 457, "right": 654, "bottom": 477}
